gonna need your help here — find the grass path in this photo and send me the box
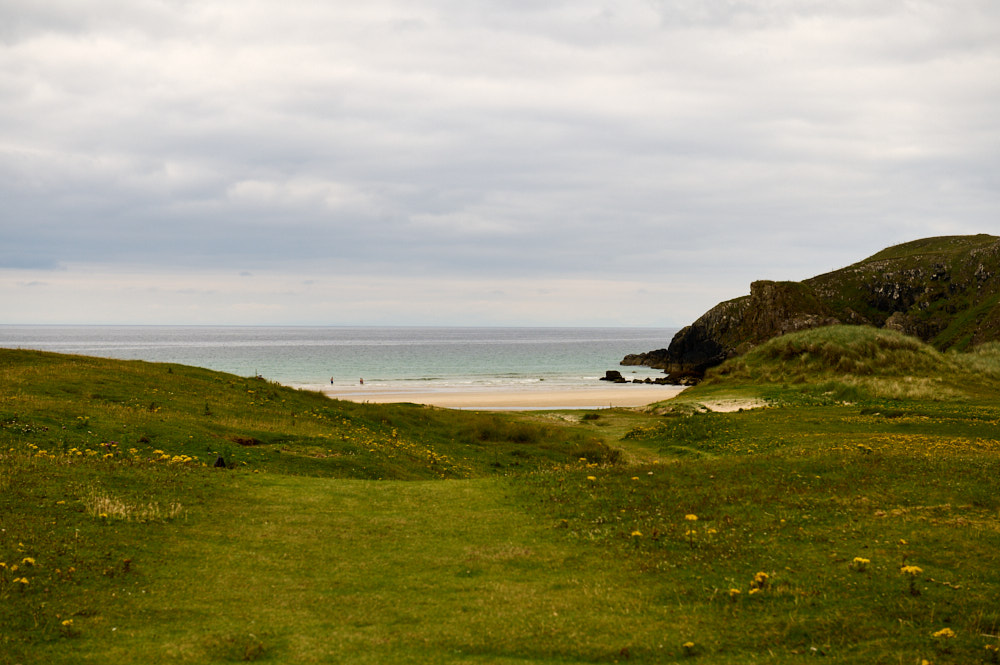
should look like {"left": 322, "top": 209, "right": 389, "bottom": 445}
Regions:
{"left": 43, "top": 474, "right": 701, "bottom": 665}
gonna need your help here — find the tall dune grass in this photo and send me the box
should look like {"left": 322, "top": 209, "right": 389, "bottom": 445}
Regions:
{"left": 701, "top": 325, "right": 992, "bottom": 402}
{"left": 82, "top": 489, "right": 184, "bottom": 522}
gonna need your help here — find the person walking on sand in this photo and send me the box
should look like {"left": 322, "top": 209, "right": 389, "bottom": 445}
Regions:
{"left": 360, "top": 377, "right": 364, "bottom": 385}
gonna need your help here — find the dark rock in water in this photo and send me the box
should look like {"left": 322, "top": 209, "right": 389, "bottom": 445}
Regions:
{"left": 213, "top": 455, "right": 227, "bottom": 468}
{"left": 621, "top": 234, "right": 1000, "bottom": 380}
{"left": 600, "top": 370, "right": 626, "bottom": 382}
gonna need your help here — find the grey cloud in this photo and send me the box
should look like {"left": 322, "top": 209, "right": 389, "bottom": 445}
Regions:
{"left": 1, "top": 0, "right": 997, "bottom": 320}
{"left": 0, "top": 0, "right": 184, "bottom": 42}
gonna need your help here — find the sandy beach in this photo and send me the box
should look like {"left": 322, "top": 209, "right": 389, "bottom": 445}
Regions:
{"left": 323, "top": 385, "right": 685, "bottom": 410}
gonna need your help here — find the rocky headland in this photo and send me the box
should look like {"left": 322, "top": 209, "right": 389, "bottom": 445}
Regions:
{"left": 622, "top": 234, "right": 1000, "bottom": 382}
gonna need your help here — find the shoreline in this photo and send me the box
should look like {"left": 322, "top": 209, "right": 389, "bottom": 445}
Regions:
{"left": 320, "top": 385, "right": 686, "bottom": 410}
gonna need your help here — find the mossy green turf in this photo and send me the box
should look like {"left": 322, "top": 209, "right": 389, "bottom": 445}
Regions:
{"left": 2, "top": 331, "right": 1000, "bottom": 664}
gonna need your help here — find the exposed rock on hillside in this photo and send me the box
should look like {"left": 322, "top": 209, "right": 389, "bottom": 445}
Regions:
{"left": 624, "top": 234, "right": 1000, "bottom": 381}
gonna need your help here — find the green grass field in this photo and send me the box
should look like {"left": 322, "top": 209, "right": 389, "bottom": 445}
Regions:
{"left": 3, "top": 327, "right": 999, "bottom": 663}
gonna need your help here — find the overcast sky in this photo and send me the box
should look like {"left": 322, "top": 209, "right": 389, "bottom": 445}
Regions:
{"left": 1, "top": 0, "right": 997, "bottom": 326}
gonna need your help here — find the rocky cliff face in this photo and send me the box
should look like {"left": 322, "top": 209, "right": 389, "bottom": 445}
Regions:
{"left": 623, "top": 234, "right": 1000, "bottom": 380}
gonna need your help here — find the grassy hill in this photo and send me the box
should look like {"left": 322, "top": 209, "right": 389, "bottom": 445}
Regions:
{"left": 702, "top": 325, "right": 1000, "bottom": 403}
{"left": 0, "top": 348, "right": 615, "bottom": 480}
{"left": 806, "top": 234, "right": 1000, "bottom": 350}
{"left": 3, "top": 343, "right": 1000, "bottom": 664}
{"left": 624, "top": 234, "right": 1000, "bottom": 378}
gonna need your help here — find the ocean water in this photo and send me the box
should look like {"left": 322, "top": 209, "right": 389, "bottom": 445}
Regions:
{"left": 0, "top": 326, "right": 676, "bottom": 393}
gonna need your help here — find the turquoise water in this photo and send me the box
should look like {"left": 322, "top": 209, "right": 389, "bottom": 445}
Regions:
{"left": 0, "top": 326, "right": 676, "bottom": 392}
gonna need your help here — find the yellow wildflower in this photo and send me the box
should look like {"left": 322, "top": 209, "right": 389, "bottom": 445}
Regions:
{"left": 61, "top": 619, "right": 73, "bottom": 627}
{"left": 586, "top": 475, "right": 596, "bottom": 481}
{"left": 685, "top": 514, "right": 698, "bottom": 521}
{"left": 900, "top": 565, "right": 923, "bottom": 577}
{"left": 932, "top": 627, "right": 956, "bottom": 639}
{"left": 21, "top": 557, "right": 35, "bottom": 566}
{"left": 630, "top": 530, "right": 642, "bottom": 538}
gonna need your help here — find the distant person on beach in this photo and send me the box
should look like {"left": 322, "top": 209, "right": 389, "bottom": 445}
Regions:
{"left": 360, "top": 378, "right": 364, "bottom": 385}
{"left": 330, "top": 377, "right": 334, "bottom": 384}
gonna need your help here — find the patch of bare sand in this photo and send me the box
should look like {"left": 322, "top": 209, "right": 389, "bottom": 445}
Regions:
{"left": 696, "top": 399, "right": 768, "bottom": 413}
{"left": 323, "top": 386, "right": 686, "bottom": 410}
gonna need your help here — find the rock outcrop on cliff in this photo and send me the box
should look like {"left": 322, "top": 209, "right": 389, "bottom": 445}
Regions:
{"left": 623, "top": 234, "right": 1000, "bottom": 380}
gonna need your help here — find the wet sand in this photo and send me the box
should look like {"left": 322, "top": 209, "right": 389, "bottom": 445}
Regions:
{"left": 322, "top": 385, "right": 685, "bottom": 410}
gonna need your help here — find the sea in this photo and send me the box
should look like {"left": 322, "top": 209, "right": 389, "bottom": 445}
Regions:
{"left": 0, "top": 326, "right": 676, "bottom": 395}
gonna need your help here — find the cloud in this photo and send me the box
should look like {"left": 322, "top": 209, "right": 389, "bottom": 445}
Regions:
{"left": 1, "top": 0, "right": 997, "bottom": 323}
{"left": 0, "top": 264, "right": 708, "bottom": 326}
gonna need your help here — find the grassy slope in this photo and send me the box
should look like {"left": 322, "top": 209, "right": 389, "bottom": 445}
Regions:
{"left": 805, "top": 234, "right": 1000, "bottom": 350}
{"left": 862, "top": 234, "right": 998, "bottom": 263}
{"left": 3, "top": 338, "right": 1000, "bottom": 664}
